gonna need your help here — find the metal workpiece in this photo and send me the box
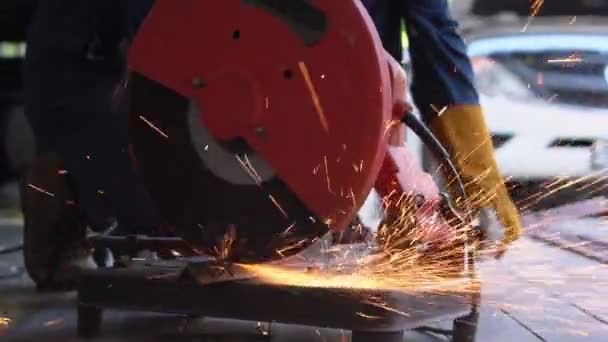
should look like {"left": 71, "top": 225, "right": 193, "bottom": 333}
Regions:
{"left": 77, "top": 261, "right": 476, "bottom": 339}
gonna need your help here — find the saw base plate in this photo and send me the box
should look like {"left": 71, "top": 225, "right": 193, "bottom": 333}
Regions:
{"left": 77, "top": 260, "right": 477, "bottom": 341}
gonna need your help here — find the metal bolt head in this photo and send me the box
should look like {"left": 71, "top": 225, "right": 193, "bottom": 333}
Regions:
{"left": 192, "top": 77, "right": 204, "bottom": 88}
{"left": 254, "top": 127, "right": 265, "bottom": 136}
{"left": 414, "top": 194, "right": 426, "bottom": 208}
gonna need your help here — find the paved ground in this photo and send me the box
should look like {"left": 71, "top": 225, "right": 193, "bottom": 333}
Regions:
{"left": 1, "top": 200, "right": 608, "bottom": 342}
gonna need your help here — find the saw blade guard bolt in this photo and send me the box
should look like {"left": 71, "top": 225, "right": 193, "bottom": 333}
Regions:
{"left": 192, "top": 77, "right": 205, "bottom": 88}
{"left": 414, "top": 194, "right": 425, "bottom": 208}
{"left": 254, "top": 127, "right": 265, "bottom": 136}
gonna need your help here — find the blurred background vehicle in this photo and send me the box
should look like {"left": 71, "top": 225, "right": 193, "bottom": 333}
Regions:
{"left": 471, "top": 0, "right": 608, "bottom": 17}
{"left": 468, "top": 20, "right": 608, "bottom": 179}
{"left": 0, "top": 41, "right": 33, "bottom": 182}
{"left": 401, "top": 14, "right": 608, "bottom": 211}
{"left": 0, "top": 1, "right": 33, "bottom": 42}
{"left": 0, "top": 0, "right": 36, "bottom": 208}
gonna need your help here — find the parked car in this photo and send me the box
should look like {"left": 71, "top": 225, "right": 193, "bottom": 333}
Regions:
{"left": 361, "top": 19, "right": 608, "bottom": 227}
{"left": 467, "top": 20, "right": 608, "bottom": 180}
{"left": 399, "top": 18, "right": 608, "bottom": 182}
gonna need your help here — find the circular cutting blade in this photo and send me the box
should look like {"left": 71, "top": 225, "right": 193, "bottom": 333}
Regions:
{"left": 130, "top": 73, "right": 328, "bottom": 262}
{"left": 128, "top": 0, "right": 392, "bottom": 262}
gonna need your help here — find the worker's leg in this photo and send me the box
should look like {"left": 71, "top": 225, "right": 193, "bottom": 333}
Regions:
{"left": 402, "top": 0, "right": 522, "bottom": 245}
{"left": 401, "top": 0, "right": 477, "bottom": 112}
{"left": 23, "top": 57, "right": 163, "bottom": 287}
{"left": 20, "top": 0, "right": 161, "bottom": 290}
{"left": 24, "top": 58, "right": 161, "bottom": 235}
{"left": 55, "top": 104, "right": 162, "bottom": 235}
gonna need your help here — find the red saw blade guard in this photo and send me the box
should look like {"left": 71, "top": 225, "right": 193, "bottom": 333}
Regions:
{"left": 128, "top": 0, "right": 392, "bottom": 233}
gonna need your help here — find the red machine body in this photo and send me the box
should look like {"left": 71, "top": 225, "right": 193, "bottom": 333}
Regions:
{"left": 127, "top": 0, "right": 449, "bottom": 261}
{"left": 129, "top": 0, "right": 392, "bottom": 231}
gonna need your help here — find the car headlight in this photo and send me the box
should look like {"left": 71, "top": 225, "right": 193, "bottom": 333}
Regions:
{"left": 591, "top": 139, "right": 608, "bottom": 170}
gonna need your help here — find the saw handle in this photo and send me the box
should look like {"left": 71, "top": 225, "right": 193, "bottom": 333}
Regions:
{"left": 384, "top": 52, "right": 466, "bottom": 202}
{"left": 401, "top": 112, "right": 468, "bottom": 204}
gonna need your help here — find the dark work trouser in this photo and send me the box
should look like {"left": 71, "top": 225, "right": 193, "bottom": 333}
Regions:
{"left": 23, "top": 0, "right": 160, "bottom": 234}
{"left": 23, "top": 52, "right": 160, "bottom": 234}
{"left": 363, "top": 0, "right": 479, "bottom": 122}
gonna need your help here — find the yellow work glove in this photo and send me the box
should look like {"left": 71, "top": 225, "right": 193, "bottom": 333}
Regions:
{"left": 429, "top": 104, "right": 523, "bottom": 252}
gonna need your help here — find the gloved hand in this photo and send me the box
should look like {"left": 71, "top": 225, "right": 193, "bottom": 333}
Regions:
{"left": 380, "top": 52, "right": 460, "bottom": 254}
{"left": 428, "top": 104, "right": 523, "bottom": 256}
{"left": 384, "top": 52, "right": 522, "bottom": 257}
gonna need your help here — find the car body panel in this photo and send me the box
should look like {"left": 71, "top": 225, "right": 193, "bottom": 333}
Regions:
{"left": 405, "top": 21, "right": 608, "bottom": 181}
{"left": 481, "top": 95, "right": 608, "bottom": 179}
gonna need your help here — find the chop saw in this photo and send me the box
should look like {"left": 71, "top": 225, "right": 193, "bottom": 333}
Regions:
{"left": 126, "top": 0, "right": 468, "bottom": 262}
{"left": 76, "top": 1, "right": 481, "bottom": 340}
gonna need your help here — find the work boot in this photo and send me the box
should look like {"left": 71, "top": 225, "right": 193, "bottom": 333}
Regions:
{"left": 20, "top": 156, "right": 95, "bottom": 291}
{"left": 428, "top": 104, "right": 523, "bottom": 247}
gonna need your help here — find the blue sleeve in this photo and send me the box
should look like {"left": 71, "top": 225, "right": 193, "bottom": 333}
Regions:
{"left": 401, "top": 0, "right": 479, "bottom": 120}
